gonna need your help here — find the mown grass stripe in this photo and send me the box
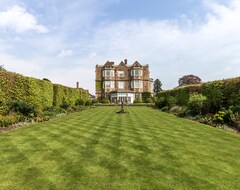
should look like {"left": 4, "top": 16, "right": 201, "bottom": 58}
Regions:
{"left": 0, "top": 106, "right": 240, "bottom": 190}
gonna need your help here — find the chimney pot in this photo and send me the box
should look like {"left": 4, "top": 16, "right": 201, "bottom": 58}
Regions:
{"left": 124, "top": 59, "right": 127, "bottom": 65}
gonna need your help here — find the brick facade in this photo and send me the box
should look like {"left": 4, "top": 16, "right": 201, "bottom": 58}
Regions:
{"left": 95, "top": 59, "right": 153, "bottom": 103}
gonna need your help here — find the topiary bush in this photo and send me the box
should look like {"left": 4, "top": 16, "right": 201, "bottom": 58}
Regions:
{"left": 146, "top": 98, "right": 153, "bottom": 103}
{"left": 134, "top": 97, "right": 143, "bottom": 103}
{"left": 102, "top": 98, "right": 110, "bottom": 104}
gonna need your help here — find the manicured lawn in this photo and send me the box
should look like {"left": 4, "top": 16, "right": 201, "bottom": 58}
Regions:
{"left": 0, "top": 106, "right": 240, "bottom": 190}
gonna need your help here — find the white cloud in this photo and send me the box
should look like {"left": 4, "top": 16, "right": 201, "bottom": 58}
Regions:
{"left": 1, "top": 0, "right": 240, "bottom": 94}
{"left": 0, "top": 5, "right": 48, "bottom": 33}
{"left": 86, "top": 0, "right": 240, "bottom": 89}
{"left": 57, "top": 49, "right": 73, "bottom": 59}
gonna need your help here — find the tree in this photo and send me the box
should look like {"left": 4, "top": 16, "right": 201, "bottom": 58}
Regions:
{"left": 153, "top": 79, "right": 162, "bottom": 94}
{"left": 0, "top": 65, "right": 6, "bottom": 71}
{"left": 178, "top": 75, "right": 202, "bottom": 87}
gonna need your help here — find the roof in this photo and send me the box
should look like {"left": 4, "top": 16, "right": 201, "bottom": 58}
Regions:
{"left": 96, "top": 60, "right": 149, "bottom": 68}
{"left": 110, "top": 90, "right": 135, "bottom": 93}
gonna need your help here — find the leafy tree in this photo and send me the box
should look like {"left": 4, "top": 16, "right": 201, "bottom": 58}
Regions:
{"left": 153, "top": 79, "right": 162, "bottom": 94}
{"left": 178, "top": 75, "right": 202, "bottom": 87}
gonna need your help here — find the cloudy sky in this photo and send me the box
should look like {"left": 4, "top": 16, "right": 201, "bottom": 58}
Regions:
{"left": 0, "top": 0, "right": 240, "bottom": 94}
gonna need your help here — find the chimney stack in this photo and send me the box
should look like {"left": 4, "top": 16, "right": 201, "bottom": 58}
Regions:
{"left": 76, "top": 81, "right": 79, "bottom": 89}
{"left": 124, "top": 59, "right": 127, "bottom": 65}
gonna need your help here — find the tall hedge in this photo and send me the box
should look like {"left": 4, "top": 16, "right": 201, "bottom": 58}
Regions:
{"left": 53, "top": 84, "right": 89, "bottom": 107}
{"left": 0, "top": 71, "right": 89, "bottom": 114}
{"left": 157, "top": 77, "right": 240, "bottom": 112}
{"left": 0, "top": 71, "right": 53, "bottom": 110}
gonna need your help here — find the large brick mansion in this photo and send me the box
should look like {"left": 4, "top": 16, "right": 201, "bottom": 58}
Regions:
{"left": 95, "top": 59, "right": 153, "bottom": 103}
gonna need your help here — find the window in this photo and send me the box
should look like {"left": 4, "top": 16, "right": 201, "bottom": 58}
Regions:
{"left": 104, "top": 81, "right": 115, "bottom": 88}
{"left": 131, "top": 80, "right": 142, "bottom": 88}
{"left": 118, "top": 70, "right": 124, "bottom": 77}
{"left": 118, "top": 81, "right": 125, "bottom": 89}
{"left": 103, "top": 70, "right": 114, "bottom": 77}
{"left": 131, "top": 70, "right": 142, "bottom": 76}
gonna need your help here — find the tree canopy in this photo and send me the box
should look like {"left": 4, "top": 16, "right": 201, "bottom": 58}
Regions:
{"left": 178, "top": 75, "right": 202, "bottom": 87}
{"left": 154, "top": 79, "right": 162, "bottom": 94}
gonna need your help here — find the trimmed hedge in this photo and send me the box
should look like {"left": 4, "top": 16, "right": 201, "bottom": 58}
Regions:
{"left": 0, "top": 71, "right": 89, "bottom": 115}
{"left": 157, "top": 77, "right": 240, "bottom": 112}
{"left": 53, "top": 84, "right": 89, "bottom": 107}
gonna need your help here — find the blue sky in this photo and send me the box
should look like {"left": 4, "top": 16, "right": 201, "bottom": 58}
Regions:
{"left": 0, "top": 0, "right": 239, "bottom": 94}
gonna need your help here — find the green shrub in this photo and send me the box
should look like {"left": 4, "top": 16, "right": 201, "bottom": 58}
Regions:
{"left": 85, "top": 100, "right": 91, "bottom": 106}
{"left": 156, "top": 77, "right": 240, "bottom": 115}
{"left": 146, "top": 98, "right": 153, "bottom": 103}
{"left": 9, "top": 101, "right": 37, "bottom": 117}
{"left": 213, "top": 111, "right": 225, "bottom": 124}
{"left": 0, "top": 114, "right": 20, "bottom": 128}
{"left": 199, "top": 116, "right": 213, "bottom": 126}
{"left": 161, "top": 106, "right": 169, "bottom": 112}
{"left": 142, "top": 92, "right": 152, "bottom": 103}
{"left": 151, "top": 96, "right": 157, "bottom": 103}
{"left": 188, "top": 93, "right": 207, "bottom": 115}
{"left": 133, "top": 97, "right": 142, "bottom": 103}
{"left": 169, "top": 106, "right": 187, "bottom": 117}
{"left": 61, "top": 100, "right": 69, "bottom": 110}
{"left": 230, "top": 105, "right": 240, "bottom": 114}
{"left": 102, "top": 98, "right": 110, "bottom": 104}
{"left": 155, "top": 97, "right": 166, "bottom": 109}
{"left": 75, "top": 98, "right": 85, "bottom": 106}
{"left": 92, "top": 99, "right": 99, "bottom": 104}
{"left": 166, "top": 96, "right": 176, "bottom": 108}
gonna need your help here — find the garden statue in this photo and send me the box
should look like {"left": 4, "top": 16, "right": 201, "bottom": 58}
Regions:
{"left": 116, "top": 101, "right": 128, "bottom": 114}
